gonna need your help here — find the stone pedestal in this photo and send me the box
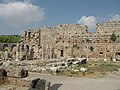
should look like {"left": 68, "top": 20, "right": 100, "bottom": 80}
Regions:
{"left": 112, "top": 59, "right": 116, "bottom": 62}
{"left": 104, "top": 58, "right": 107, "bottom": 61}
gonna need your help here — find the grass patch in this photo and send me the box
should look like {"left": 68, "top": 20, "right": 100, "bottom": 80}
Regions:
{"left": 58, "top": 70, "right": 81, "bottom": 77}
{"left": 57, "top": 61, "right": 120, "bottom": 77}
{"left": 98, "top": 63, "right": 118, "bottom": 72}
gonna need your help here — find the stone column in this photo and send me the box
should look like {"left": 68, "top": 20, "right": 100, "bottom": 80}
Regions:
{"left": 45, "top": 45, "right": 48, "bottom": 59}
{"left": 50, "top": 45, "right": 52, "bottom": 59}
{"left": 4, "top": 50, "right": 8, "bottom": 61}
{"left": 42, "top": 45, "right": 44, "bottom": 60}
{"left": 104, "top": 43, "right": 107, "bottom": 61}
{"left": 113, "top": 42, "right": 116, "bottom": 62}
{"left": 86, "top": 44, "right": 89, "bottom": 61}
{"left": 16, "top": 43, "right": 19, "bottom": 61}
{"left": 38, "top": 45, "right": 40, "bottom": 59}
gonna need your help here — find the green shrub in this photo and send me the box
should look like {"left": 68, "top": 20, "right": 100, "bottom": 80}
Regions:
{"left": 0, "top": 35, "right": 21, "bottom": 43}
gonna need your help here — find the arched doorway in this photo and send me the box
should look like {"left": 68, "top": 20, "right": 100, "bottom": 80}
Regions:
{"left": 11, "top": 45, "right": 17, "bottom": 60}
{"left": 3, "top": 44, "right": 8, "bottom": 51}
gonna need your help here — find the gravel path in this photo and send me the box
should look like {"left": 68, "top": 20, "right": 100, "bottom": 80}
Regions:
{"left": 24, "top": 73, "right": 120, "bottom": 90}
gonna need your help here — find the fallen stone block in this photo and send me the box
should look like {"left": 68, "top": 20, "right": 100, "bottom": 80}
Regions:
{"left": 18, "top": 68, "right": 29, "bottom": 78}
{"left": 31, "top": 78, "right": 40, "bottom": 88}
{"left": 28, "top": 78, "right": 51, "bottom": 90}
{"left": 0, "top": 69, "right": 7, "bottom": 77}
{"left": 35, "top": 79, "right": 46, "bottom": 90}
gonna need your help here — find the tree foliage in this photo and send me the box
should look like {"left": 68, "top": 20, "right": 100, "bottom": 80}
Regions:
{"left": 86, "top": 38, "right": 89, "bottom": 43}
{"left": 110, "top": 33, "right": 117, "bottom": 42}
{"left": 0, "top": 35, "right": 20, "bottom": 43}
{"left": 90, "top": 46, "right": 94, "bottom": 52}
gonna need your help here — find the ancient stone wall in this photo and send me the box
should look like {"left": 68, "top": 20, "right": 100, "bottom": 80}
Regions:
{"left": 96, "top": 21, "right": 120, "bottom": 35}
{"left": 19, "top": 21, "right": 120, "bottom": 61}
{"left": 1, "top": 21, "right": 119, "bottom": 61}
{"left": 20, "top": 24, "right": 89, "bottom": 60}
{"left": 0, "top": 43, "right": 18, "bottom": 60}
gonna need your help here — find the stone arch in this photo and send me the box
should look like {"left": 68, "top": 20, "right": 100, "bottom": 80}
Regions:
{"left": 11, "top": 45, "right": 17, "bottom": 52}
{"left": 29, "top": 45, "right": 35, "bottom": 60}
{"left": 32, "top": 45, "right": 35, "bottom": 48}
{"left": 3, "top": 44, "right": 8, "bottom": 51}
{"left": 25, "top": 45, "right": 29, "bottom": 52}
{"left": 10, "top": 45, "right": 17, "bottom": 60}
{"left": 24, "top": 45, "right": 30, "bottom": 60}
{"left": 116, "top": 52, "right": 120, "bottom": 59}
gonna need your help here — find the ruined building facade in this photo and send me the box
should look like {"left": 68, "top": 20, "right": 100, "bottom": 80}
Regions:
{"left": 1, "top": 21, "right": 120, "bottom": 61}
{"left": 17, "top": 21, "right": 120, "bottom": 61}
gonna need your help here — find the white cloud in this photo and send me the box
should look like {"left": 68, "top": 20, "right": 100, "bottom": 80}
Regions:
{"left": 0, "top": 1, "right": 45, "bottom": 27}
{"left": 110, "top": 14, "right": 120, "bottom": 21}
{"left": 77, "top": 15, "right": 97, "bottom": 31}
{"left": 2, "top": 0, "right": 32, "bottom": 3}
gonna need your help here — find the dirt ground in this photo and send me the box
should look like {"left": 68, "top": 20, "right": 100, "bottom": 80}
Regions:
{"left": 0, "top": 72, "right": 120, "bottom": 90}
{"left": 23, "top": 72, "right": 120, "bottom": 90}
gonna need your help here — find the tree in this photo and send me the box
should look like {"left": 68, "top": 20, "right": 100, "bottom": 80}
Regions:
{"left": 0, "top": 35, "right": 20, "bottom": 43}
{"left": 110, "top": 33, "right": 117, "bottom": 61}
{"left": 90, "top": 46, "right": 94, "bottom": 52}
{"left": 86, "top": 38, "right": 90, "bottom": 61}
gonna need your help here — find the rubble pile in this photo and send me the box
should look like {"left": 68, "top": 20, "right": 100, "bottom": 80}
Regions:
{"left": 0, "top": 61, "right": 28, "bottom": 78}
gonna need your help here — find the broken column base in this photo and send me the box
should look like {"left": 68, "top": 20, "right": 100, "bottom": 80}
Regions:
{"left": 112, "top": 59, "right": 116, "bottom": 62}
{"left": 15, "top": 59, "right": 19, "bottom": 61}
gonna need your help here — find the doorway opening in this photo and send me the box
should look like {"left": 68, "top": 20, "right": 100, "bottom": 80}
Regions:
{"left": 61, "top": 50, "right": 64, "bottom": 57}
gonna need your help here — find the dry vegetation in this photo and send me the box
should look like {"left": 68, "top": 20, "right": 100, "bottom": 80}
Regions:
{"left": 57, "top": 61, "right": 120, "bottom": 78}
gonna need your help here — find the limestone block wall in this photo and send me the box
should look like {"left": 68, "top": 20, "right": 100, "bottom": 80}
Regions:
{"left": 19, "top": 21, "right": 120, "bottom": 61}
{"left": 96, "top": 21, "right": 120, "bottom": 35}
{"left": 20, "top": 24, "right": 88, "bottom": 60}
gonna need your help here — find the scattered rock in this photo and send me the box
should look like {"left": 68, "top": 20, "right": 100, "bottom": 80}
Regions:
{"left": 35, "top": 79, "right": 46, "bottom": 90}
{"left": 18, "top": 68, "right": 28, "bottom": 78}
{"left": 31, "top": 78, "right": 40, "bottom": 88}
{"left": 80, "top": 67, "right": 87, "bottom": 72}
{"left": 0, "top": 69, "right": 7, "bottom": 78}
{"left": 28, "top": 78, "right": 51, "bottom": 90}
{"left": 1, "top": 61, "right": 29, "bottom": 78}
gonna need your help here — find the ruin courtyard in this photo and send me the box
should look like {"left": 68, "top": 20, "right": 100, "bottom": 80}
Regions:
{"left": 0, "top": 20, "right": 120, "bottom": 90}
{"left": 0, "top": 0, "right": 120, "bottom": 90}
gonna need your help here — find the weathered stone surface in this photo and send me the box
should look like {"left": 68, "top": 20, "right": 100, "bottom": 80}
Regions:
{"left": 18, "top": 21, "right": 120, "bottom": 61}
{"left": 1, "top": 62, "right": 29, "bottom": 78}
{"left": 35, "top": 79, "right": 46, "bottom": 90}
{"left": 31, "top": 78, "right": 40, "bottom": 88}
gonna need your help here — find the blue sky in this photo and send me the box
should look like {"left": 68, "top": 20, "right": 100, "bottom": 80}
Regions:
{"left": 0, "top": 0, "right": 120, "bottom": 35}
